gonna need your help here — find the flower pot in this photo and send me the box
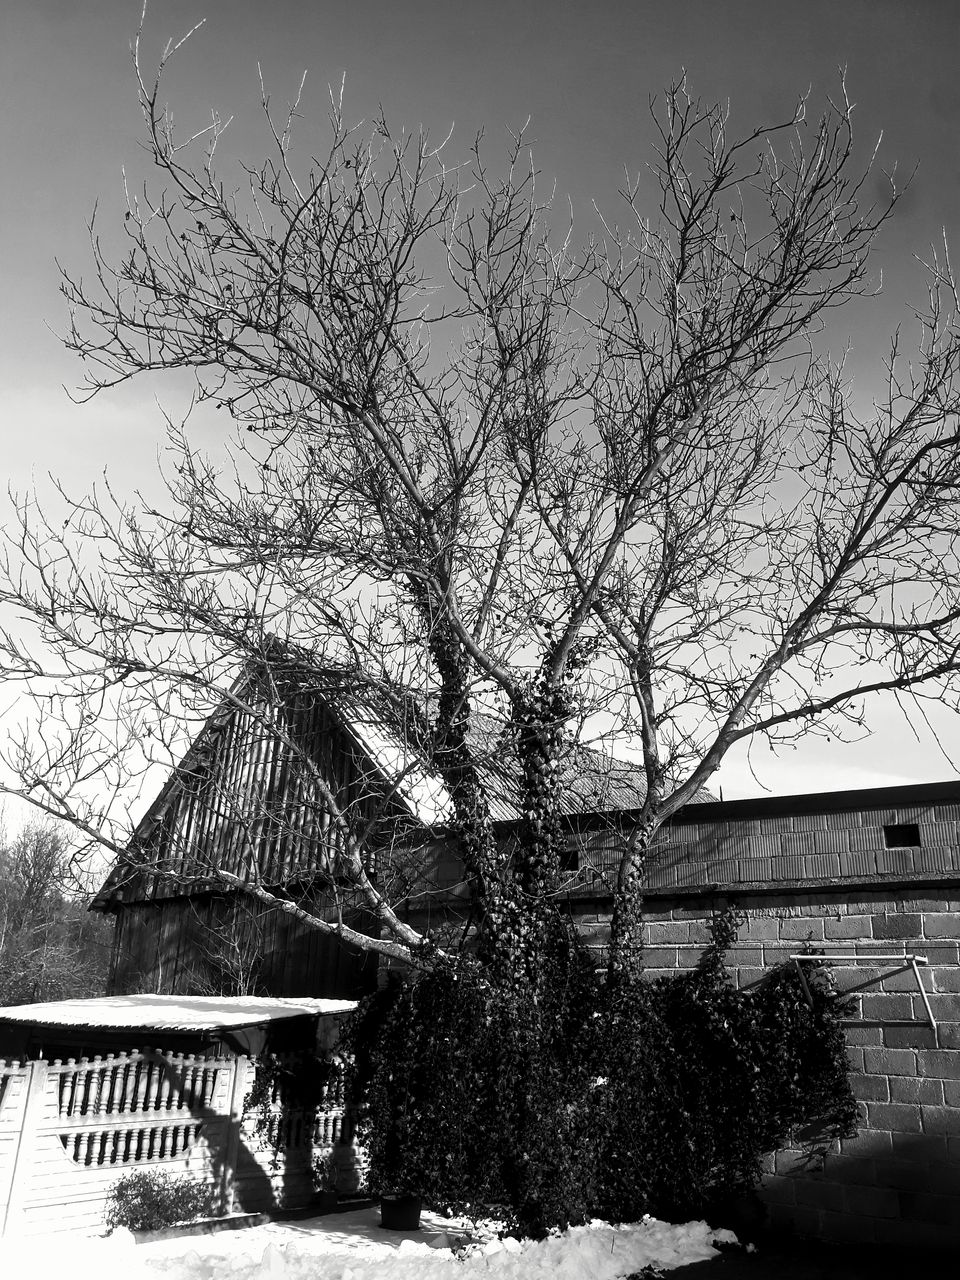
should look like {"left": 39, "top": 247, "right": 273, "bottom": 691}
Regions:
{"left": 379, "top": 1193, "right": 422, "bottom": 1231}
{"left": 314, "top": 1189, "right": 338, "bottom": 1215}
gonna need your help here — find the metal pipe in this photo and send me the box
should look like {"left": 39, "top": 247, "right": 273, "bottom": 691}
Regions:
{"left": 789, "top": 954, "right": 929, "bottom": 963}
{"left": 789, "top": 954, "right": 936, "bottom": 1030}
{"left": 910, "top": 957, "right": 937, "bottom": 1031}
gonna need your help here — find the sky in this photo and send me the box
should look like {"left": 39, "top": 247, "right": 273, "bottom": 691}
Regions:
{"left": 1, "top": 0, "right": 960, "bottom": 812}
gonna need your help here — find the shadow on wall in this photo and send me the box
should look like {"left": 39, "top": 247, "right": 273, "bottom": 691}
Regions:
{"left": 151, "top": 1051, "right": 278, "bottom": 1216}
{"left": 766, "top": 1129, "right": 960, "bottom": 1248}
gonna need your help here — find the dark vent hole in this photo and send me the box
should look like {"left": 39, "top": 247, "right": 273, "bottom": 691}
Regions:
{"left": 883, "top": 823, "right": 920, "bottom": 849}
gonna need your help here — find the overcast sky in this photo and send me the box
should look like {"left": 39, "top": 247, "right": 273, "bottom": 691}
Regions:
{"left": 2, "top": 0, "right": 960, "bottom": 806}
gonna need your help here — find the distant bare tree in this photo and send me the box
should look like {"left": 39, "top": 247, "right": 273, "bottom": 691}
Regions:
{"left": 3, "top": 13, "right": 960, "bottom": 982}
{"left": 0, "top": 821, "right": 112, "bottom": 1005}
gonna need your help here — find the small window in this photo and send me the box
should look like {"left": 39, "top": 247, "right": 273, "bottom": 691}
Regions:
{"left": 883, "top": 823, "right": 920, "bottom": 849}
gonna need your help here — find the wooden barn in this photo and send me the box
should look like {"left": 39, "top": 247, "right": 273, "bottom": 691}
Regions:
{"left": 91, "top": 664, "right": 662, "bottom": 996}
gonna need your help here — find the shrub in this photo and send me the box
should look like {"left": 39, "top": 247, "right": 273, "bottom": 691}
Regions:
{"left": 104, "top": 1169, "right": 213, "bottom": 1233}
{"left": 588, "top": 940, "right": 857, "bottom": 1223}
{"left": 346, "top": 910, "right": 857, "bottom": 1237}
{"left": 347, "top": 925, "right": 606, "bottom": 1234}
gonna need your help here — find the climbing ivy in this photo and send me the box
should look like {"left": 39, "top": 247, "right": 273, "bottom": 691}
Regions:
{"left": 346, "top": 909, "right": 857, "bottom": 1238}
{"left": 243, "top": 1051, "right": 345, "bottom": 1169}
{"left": 353, "top": 650, "right": 858, "bottom": 1239}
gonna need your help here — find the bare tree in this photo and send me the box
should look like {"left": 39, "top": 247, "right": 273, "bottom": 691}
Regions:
{"left": 3, "top": 14, "right": 960, "bottom": 983}
{"left": 0, "top": 821, "right": 112, "bottom": 1005}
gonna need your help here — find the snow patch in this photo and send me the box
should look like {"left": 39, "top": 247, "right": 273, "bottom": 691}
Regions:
{"left": 0, "top": 1207, "right": 735, "bottom": 1280}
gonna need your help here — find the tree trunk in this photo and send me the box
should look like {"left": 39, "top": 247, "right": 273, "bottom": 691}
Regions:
{"left": 608, "top": 825, "right": 653, "bottom": 984}
{"left": 426, "top": 612, "right": 518, "bottom": 977}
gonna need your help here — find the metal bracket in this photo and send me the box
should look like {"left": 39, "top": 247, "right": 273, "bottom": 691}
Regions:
{"left": 791, "top": 954, "right": 936, "bottom": 1031}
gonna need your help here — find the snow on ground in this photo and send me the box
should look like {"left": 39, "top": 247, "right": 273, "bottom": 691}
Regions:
{"left": 0, "top": 1206, "right": 739, "bottom": 1280}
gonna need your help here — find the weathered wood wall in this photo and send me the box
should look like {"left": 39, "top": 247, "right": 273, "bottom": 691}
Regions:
{"left": 105, "top": 687, "right": 402, "bottom": 905}
{"left": 96, "top": 678, "right": 403, "bottom": 999}
{"left": 110, "top": 894, "right": 378, "bottom": 1000}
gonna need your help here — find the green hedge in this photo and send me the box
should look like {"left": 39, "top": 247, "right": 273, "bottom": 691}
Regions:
{"left": 347, "top": 912, "right": 857, "bottom": 1237}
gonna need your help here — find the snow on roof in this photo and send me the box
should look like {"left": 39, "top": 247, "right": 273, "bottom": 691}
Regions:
{"left": 0, "top": 994, "right": 356, "bottom": 1031}
{"left": 342, "top": 695, "right": 667, "bottom": 825}
{"left": 346, "top": 710, "right": 454, "bottom": 825}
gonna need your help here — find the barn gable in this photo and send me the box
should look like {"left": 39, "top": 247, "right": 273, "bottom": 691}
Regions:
{"left": 93, "top": 676, "right": 418, "bottom": 910}
{"left": 92, "top": 666, "right": 674, "bottom": 996}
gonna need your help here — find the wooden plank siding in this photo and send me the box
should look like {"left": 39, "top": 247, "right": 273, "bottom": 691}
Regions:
{"left": 110, "top": 897, "right": 377, "bottom": 1000}
{"left": 102, "top": 684, "right": 412, "bottom": 910}
{"left": 91, "top": 658, "right": 675, "bottom": 999}
{"left": 97, "top": 678, "right": 409, "bottom": 998}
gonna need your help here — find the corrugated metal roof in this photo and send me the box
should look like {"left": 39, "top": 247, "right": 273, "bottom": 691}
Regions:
{"left": 340, "top": 699, "right": 716, "bottom": 824}
{"left": 0, "top": 995, "right": 355, "bottom": 1031}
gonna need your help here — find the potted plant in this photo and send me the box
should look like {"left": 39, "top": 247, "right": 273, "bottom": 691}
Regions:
{"left": 379, "top": 1188, "right": 422, "bottom": 1231}
{"left": 311, "top": 1150, "right": 339, "bottom": 1214}
{"left": 372, "top": 1113, "right": 423, "bottom": 1229}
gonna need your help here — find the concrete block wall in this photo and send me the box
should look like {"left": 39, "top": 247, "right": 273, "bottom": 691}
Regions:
{"left": 570, "top": 783, "right": 960, "bottom": 1248}
{"left": 595, "top": 887, "right": 960, "bottom": 1249}
{"left": 643, "top": 782, "right": 960, "bottom": 890}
